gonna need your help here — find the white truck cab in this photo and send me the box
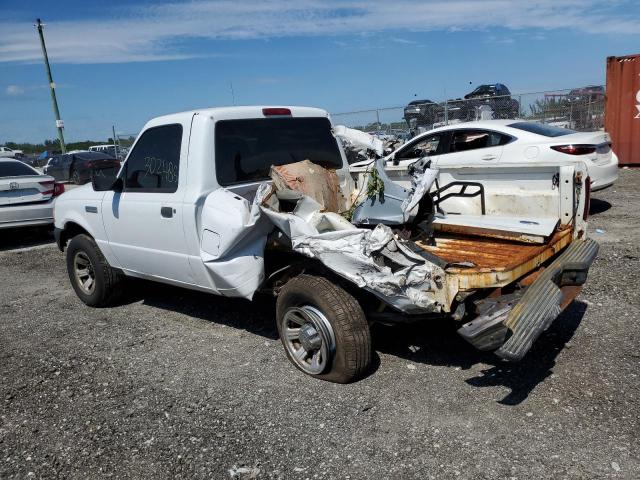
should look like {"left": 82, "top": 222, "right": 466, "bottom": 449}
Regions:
{"left": 54, "top": 106, "right": 598, "bottom": 383}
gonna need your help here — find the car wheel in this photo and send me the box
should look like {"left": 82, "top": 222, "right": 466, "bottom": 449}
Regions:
{"left": 276, "top": 274, "right": 372, "bottom": 383}
{"left": 70, "top": 169, "right": 81, "bottom": 185}
{"left": 66, "top": 234, "right": 123, "bottom": 307}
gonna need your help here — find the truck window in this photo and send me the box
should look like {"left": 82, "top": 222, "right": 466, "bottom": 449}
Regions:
{"left": 124, "top": 124, "right": 182, "bottom": 192}
{"left": 215, "top": 117, "right": 343, "bottom": 186}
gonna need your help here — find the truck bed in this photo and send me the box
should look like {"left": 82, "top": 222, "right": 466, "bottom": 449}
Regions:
{"left": 415, "top": 225, "right": 573, "bottom": 291}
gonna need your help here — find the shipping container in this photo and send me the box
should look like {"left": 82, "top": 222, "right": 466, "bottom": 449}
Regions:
{"left": 605, "top": 54, "right": 640, "bottom": 166}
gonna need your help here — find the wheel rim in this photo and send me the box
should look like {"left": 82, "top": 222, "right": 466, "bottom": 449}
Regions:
{"left": 73, "top": 251, "right": 96, "bottom": 294}
{"left": 281, "top": 306, "right": 336, "bottom": 375}
{"left": 72, "top": 171, "right": 79, "bottom": 183}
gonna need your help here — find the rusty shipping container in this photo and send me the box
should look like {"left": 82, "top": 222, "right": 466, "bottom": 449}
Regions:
{"left": 605, "top": 54, "right": 640, "bottom": 166}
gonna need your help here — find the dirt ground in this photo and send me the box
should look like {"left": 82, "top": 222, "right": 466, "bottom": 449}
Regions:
{"left": 1, "top": 169, "right": 638, "bottom": 479}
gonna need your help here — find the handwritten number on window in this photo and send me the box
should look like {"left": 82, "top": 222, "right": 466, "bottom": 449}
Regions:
{"left": 142, "top": 156, "right": 178, "bottom": 184}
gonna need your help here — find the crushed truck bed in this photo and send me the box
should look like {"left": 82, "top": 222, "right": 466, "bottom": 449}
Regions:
{"left": 415, "top": 225, "right": 573, "bottom": 291}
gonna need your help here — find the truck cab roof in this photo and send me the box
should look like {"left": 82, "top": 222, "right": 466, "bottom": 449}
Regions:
{"left": 144, "top": 106, "right": 330, "bottom": 130}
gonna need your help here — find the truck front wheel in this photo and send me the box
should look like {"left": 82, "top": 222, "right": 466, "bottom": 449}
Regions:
{"left": 66, "top": 234, "right": 123, "bottom": 307}
{"left": 276, "top": 275, "right": 372, "bottom": 383}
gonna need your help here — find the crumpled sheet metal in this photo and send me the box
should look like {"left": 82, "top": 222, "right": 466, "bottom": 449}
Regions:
{"left": 254, "top": 182, "right": 442, "bottom": 313}
{"left": 351, "top": 157, "right": 439, "bottom": 226}
{"left": 270, "top": 159, "right": 348, "bottom": 213}
{"left": 334, "top": 125, "right": 384, "bottom": 157}
{"left": 402, "top": 167, "right": 438, "bottom": 216}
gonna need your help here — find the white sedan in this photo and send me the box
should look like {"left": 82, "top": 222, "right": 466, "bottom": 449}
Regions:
{"left": 351, "top": 120, "right": 618, "bottom": 191}
{"left": 0, "top": 159, "right": 65, "bottom": 229}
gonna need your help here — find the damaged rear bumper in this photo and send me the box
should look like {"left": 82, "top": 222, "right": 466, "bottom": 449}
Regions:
{"left": 458, "top": 238, "right": 599, "bottom": 361}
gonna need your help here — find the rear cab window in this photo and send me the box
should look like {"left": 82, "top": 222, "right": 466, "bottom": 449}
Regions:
{"left": 214, "top": 117, "right": 343, "bottom": 186}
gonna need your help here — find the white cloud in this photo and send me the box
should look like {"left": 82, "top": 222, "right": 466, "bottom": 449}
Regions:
{"left": 389, "top": 37, "right": 419, "bottom": 45}
{"left": 5, "top": 85, "right": 25, "bottom": 95}
{"left": 0, "top": 0, "right": 637, "bottom": 64}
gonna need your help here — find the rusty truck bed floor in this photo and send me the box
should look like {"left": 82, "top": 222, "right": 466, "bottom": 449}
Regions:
{"left": 415, "top": 226, "right": 574, "bottom": 290}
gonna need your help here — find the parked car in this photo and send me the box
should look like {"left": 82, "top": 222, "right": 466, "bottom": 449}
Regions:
{"left": 403, "top": 99, "right": 439, "bottom": 129}
{"left": 54, "top": 106, "right": 597, "bottom": 383}
{"left": 0, "top": 146, "right": 24, "bottom": 159}
{"left": 568, "top": 85, "right": 605, "bottom": 103}
{"left": 462, "top": 83, "right": 520, "bottom": 120}
{"left": 404, "top": 84, "right": 520, "bottom": 130}
{"left": 43, "top": 151, "right": 120, "bottom": 185}
{"left": 0, "top": 159, "right": 64, "bottom": 229}
{"left": 356, "top": 120, "right": 618, "bottom": 191}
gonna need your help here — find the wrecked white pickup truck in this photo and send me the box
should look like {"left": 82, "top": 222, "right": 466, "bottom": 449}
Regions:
{"left": 54, "top": 106, "right": 598, "bottom": 383}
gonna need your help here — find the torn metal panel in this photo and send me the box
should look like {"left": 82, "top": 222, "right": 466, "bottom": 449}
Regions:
{"left": 254, "top": 182, "right": 445, "bottom": 313}
{"left": 199, "top": 187, "right": 273, "bottom": 299}
{"left": 351, "top": 157, "right": 438, "bottom": 226}
{"left": 333, "top": 125, "right": 384, "bottom": 157}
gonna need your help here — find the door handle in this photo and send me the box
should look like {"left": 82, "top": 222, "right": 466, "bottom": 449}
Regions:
{"left": 481, "top": 154, "right": 497, "bottom": 161}
{"left": 160, "top": 206, "right": 174, "bottom": 218}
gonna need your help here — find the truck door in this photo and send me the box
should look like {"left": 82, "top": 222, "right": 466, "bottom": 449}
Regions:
{"left": 101, "top": 123, "right": 193, "bottom": 284}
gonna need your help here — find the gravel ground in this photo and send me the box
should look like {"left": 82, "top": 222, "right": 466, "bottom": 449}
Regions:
{"left": 1, "top": 169, "right": 639, "bottom": 479}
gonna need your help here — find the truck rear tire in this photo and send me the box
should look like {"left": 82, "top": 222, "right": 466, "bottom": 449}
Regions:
{"left": 66, "top": 234, "right": 123, "bottom": 307}
{"left": 276, "top": 274, "right": 372, "bottom": 383}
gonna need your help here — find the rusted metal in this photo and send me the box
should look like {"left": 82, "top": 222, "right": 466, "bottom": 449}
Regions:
{"left": 559, "top": 285, "right": 583, "bottom": 311}
{"left": 416, "top": 226, "right": 573, "bottom": 291}
{"left": 433, "top": 222, "right": 551, "bottom": 244}
{"left": 518, "top": 267, "right": 545, "bottom": 287}
{"left": 495, "top": 238, "right": 599, "bottom": 361}
{"left": 605, "top": 54, "right": 640, "bottom": 166}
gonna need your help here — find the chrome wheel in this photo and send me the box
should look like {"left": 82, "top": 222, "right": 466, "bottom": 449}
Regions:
{"left": 280, "top": 306, "right": 336, "bottom": 375}
{"left": 73, "top": 251, "right": 96, "bottom": 294}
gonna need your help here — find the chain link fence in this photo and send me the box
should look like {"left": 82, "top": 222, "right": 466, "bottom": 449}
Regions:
{"left": 114, "top": 133, "right": 138, "bottom": 160}
{"left": 331, "top": 86, "right": 605, "bottom": 137}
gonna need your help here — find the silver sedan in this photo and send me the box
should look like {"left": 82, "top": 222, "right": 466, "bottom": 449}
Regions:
{"left": 0, "top": 159, "right": 65, "bottom": 229}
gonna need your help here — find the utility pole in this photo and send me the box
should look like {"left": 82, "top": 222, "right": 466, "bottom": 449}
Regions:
{"left": 35, "top": 18, "right": 66, "bottom": 153}
{"left": 112, "top": 125, "right": 119, "bottom": 159}
{"left": 230, "top": 82, "right": 236, "bottom": 105}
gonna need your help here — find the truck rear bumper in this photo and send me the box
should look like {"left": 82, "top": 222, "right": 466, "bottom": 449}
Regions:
{"left": 458, "top": 238, "right": 599, "bottom": 361}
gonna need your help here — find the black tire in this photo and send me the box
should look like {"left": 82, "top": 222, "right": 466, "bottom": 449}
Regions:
{"left": 276, "top": 274, "right": 371, "bottom": 383}
{"left": 66, "top": 234, "right": 123, "bottom": 307}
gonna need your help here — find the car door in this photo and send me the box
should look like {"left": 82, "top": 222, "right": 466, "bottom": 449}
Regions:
{"left": 434, "top": 129, "right": 510, "bottom": 167}
{"left": 101, "top": 123, "right": 193, "bottom": 284}
{"left": 386, "top": 133, "right": 444, "bottom": 187}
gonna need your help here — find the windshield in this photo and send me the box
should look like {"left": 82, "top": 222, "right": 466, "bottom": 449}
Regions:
{"left": 469, "top": 85, "right": 496, "bottom": 96}
{"left": 508, "top": 122, "right": 576, "bottom": 137}
{"left": 0, "top": 161, "right": 37, "bottom": 177}
{"left": 215, "top": 117, "right": 343, "bottom": 186}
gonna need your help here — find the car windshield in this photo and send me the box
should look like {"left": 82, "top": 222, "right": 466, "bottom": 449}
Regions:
{"left": 508, "top": 122, "right": 576, "bottom": 137}
{"left": 0, "top": 161, "right": 37, "bottom": 177}
{"left": 215, "top": 117, "right": 343, "bottom": 186}
{"left": 470, "top": 85, "right": 496, "bottom": 96}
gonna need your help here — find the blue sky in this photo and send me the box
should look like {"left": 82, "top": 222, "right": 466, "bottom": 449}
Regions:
{"left": 1, "top": 0, "right": 639, "bottom": 143}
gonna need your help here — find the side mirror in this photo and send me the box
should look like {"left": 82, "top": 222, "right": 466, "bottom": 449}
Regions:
{"left": 91, "top": 166, "right": 123, "bottom": 192}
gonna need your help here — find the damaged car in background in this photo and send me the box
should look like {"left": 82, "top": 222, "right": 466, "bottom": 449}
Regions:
{"left": 53, "top": 106, "right": 598, "bottom": 383}
{"left": 349, "top": 120, "right": 619, "bottom": 191}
